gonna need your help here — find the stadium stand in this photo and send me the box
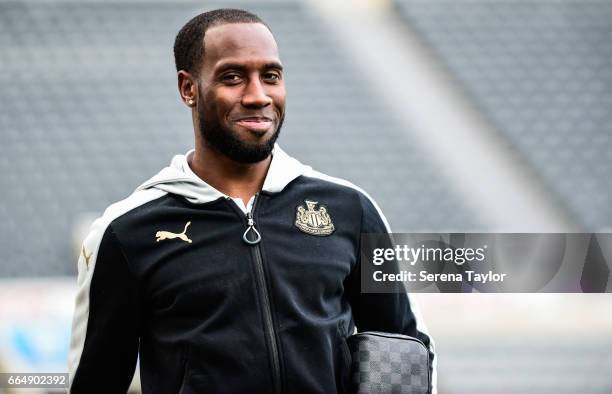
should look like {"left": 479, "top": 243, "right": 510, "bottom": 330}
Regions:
{"left": 395, "top": 0, "right": 612, "bottom": 231}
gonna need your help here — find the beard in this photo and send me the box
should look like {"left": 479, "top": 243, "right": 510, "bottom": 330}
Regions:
{"left": 197, "top": 101, "right": 284, "bottom": 164}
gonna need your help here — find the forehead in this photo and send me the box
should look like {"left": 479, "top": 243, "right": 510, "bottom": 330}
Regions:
{"left": 202, "top": 23, "right": 280, "bottom": 70}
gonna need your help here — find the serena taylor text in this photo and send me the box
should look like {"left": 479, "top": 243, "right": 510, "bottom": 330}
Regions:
{"left": 373, "top": 271, "right": 507, "bottom": 284}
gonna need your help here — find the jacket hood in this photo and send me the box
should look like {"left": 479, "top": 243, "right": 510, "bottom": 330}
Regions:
{"left": 136, "top": 144, "right": 310, "bottom": 204}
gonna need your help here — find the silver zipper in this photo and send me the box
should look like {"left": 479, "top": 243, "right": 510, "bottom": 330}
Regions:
{"left": 241, "top": 195, "right": 282, "bottom": 394}
{"left": 242, "top": 211, "right": 262, "bottom": 245}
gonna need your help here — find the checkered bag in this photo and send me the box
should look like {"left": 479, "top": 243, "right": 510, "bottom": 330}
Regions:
{"left": 347, "top": 331, "right": 430, "bottom": 394}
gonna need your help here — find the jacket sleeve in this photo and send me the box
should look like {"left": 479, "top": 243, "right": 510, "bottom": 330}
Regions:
{"left": 345, "top": 192, "right": 437, "bottom": 393}
{"left": 68, "top": 224, "right": 140, "bottom": 393}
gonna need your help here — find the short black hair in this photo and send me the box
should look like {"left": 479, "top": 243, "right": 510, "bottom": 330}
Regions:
{"left": 174, "top": 8, "right": 270, "bottom": 76}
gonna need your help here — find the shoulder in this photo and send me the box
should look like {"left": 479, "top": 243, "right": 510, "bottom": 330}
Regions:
{"left": 297, "top": 168, "right": 391, "bottom": 233}
{"left": 80, "top": 188, "right": 168, "bottom": 272}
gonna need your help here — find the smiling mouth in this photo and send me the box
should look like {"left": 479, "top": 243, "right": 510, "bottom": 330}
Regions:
{"left": 234, "top": 117, "right": 274, "bottom": 132}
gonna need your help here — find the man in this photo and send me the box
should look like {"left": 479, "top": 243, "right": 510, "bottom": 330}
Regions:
{"left": 68, "top": 8, "right": 435, "bottom": 394}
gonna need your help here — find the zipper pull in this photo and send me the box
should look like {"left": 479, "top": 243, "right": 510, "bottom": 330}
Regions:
{"left": 243, "top": 211, "right": 262, "bottom": 245}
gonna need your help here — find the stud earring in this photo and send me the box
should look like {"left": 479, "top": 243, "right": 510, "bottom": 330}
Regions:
{"left": 188, "top": 99, "right": 195, "bottom": 106}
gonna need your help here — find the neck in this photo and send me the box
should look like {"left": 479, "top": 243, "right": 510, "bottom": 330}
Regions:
{"left": 190, "top": 142, "right": 272, "bottom": 206}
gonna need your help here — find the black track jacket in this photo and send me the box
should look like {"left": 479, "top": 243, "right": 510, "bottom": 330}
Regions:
{"left": 68, "top": 146, "right": 436, "bottom": 393}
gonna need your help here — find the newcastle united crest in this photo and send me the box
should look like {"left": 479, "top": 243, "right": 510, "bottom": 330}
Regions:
{"left": 295, "top": 200, "right": 335, "bottom": 236}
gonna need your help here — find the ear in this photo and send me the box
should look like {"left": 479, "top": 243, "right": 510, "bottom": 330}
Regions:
{"left": 178, "top": 70, "right": 197, "bottom": 108}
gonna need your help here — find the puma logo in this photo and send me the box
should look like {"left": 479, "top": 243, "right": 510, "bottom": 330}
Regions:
{"left": 156, "top": 221, "right": 193, "bottom": 244}
{"left": 81, "top": 245, "right": 92, "bottom": 268}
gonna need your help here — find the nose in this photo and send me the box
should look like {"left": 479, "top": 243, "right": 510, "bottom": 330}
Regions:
{"left": 241, "top": 77, "right": 273, "bottom": 108}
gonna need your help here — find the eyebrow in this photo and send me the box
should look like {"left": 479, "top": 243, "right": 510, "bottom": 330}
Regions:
{"left": 215, "top": 62, "right": 284, "bottom": 73}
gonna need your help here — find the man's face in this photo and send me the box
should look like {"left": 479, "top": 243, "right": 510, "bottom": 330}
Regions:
{"left": 196, "top": 23, "right": 285, "bottom": 163}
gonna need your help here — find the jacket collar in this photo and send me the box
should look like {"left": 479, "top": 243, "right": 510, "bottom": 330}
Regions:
{"left": 136, "top": 144, "right": 309, "bottom": 204}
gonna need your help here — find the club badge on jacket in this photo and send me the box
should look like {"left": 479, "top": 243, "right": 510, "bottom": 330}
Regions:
{"left": 295, "top": 200, "right": 335, "bottom": 236}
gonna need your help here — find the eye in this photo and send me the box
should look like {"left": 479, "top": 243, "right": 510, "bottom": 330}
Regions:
{"left": 263, "top": 72, "right": 281, "bottom": 82}
{"left": 222, "top": 74, "right": 241, "bottom": 83}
